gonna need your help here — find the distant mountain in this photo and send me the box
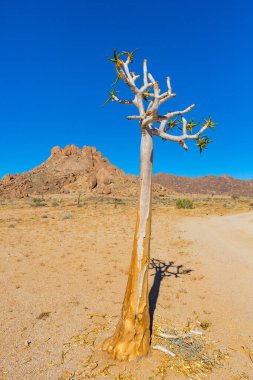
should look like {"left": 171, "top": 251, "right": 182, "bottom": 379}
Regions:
{"left": 153, "top": 173, "right": 253, "bottom": 197}
{"left": 0, "top": 145, "right": 252, "bottom": 198}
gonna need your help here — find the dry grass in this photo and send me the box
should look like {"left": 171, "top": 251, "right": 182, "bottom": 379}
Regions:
{"left": 56, "top": 313, "right": 228, "bottom": 380}
{"left": 152, "top": 318, "right": 228, "bottom": 379}
{"left": 0, "top": 191, "right": 252, "bottom": 216}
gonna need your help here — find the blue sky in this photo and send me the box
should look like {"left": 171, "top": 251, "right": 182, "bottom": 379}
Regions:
{"left": 0, "top": 0, "right": 252, "bottom": 179}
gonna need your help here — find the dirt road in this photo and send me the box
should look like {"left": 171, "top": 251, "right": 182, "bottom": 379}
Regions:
{"left": 180, "top": 212, "right": 253, "bottom": 377}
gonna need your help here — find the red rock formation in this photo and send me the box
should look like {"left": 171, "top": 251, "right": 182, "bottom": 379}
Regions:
{"left": 0, "top": 145, "right": 127, "bottom": 198}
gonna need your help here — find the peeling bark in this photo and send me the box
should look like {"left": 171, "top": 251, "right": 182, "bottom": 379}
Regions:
{"left": 102, "top": 130, "right": 153, "bottom": 361}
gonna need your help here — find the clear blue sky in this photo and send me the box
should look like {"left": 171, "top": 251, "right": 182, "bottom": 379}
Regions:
{"left": 0, "top": 0, "right": 252, "bottom": 179}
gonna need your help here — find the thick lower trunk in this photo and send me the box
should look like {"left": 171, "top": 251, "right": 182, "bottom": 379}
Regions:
{"left": 102, "top": 130, "right": 153, "bottom": 361}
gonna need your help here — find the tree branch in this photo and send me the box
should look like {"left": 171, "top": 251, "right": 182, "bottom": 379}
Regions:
{"left": 117, "top": 65, "right": 137, "bottom": 94}
{"left": 153, "top": 120, "right": 210, "bottom": 150}
{"left": 147, "top": 73, "right": 160, "bottom": 120}
{"left": 166, "top": 76, "right": 172, "bottom": 94}
{"left": 159, "top": 92, "right": 176, "bottom": 105}
{"left": 160, "top": 104, "right": 195, "bottom": 121}
{"left": 182, "top": 117, "right": 187, "bottom": 134}
{"left": 123, "top": 61, "right": 138, "bottom": 94}
{"left": 132, "top": 74, "right": 140, "bottom": 82}
{"left": 152, "top": 345, "right": 176, "bottom": 357}
{"left": 159, "top": 76, "right": 172, "bottom": 99}
{"left": 112, "top": 95, "right": 134, "bottom": 105}
{"left": 127, "top": 115, "right": 144, "bottom": 120}
{"left": 143, "top": 59, "right": 148, "bottom": 87}
{"left": 106, "top": 50, "right": 213, "bottom": 151}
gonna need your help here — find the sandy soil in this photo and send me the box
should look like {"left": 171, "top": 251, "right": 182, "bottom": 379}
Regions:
{"left": 0, "top": 197, "right": 252, "bottom": 379}
{"left": 180, "top": 212, "right": 253, "bottom": 379}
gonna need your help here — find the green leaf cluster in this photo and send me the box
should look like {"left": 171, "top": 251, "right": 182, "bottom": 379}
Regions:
{"left": 165, "top": 118, "right": 180, "bottom": 131}
{"left": 102, "top": 89, "right": 119, "bottom": 107}
{"left": 107, "top": 49, "right": 125, "bottom": 64}
{"left": 142, "top": 91, "right": 152, "bottom": 102}
{"left": 103, "top": 49, "right": 137, "bottom": 106}
{"left": 186, "top": 118, "right": 199, "bottom": 134}
{"left": 195, "top": 135, "right": 212, "bottom": 154}
{"left": 203, "top": 116, "right": 217, "bottom": 128}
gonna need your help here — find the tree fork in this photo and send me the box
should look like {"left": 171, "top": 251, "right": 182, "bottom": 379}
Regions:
{"left": 102, "top": 129, "right": 153, "bottom": 361}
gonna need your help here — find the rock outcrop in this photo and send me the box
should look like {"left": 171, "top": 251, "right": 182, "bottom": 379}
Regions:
{"left": 0, "top": 145, "right": 129, "bottom": 198}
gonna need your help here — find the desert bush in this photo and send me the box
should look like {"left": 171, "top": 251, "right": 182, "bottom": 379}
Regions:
{"left": 51, "top": 201, "right": 60, "bottom": 207}
{"left": 176, "top": 199, "right": 194, "bottom": 209}
{"left": 31, "top": 198, "right": 47, "bottom": 207}
{"left": 8, "top": 223, "right": 15, "bottom": 228}
{"left": 231, "top": 194, "right": 239, "bottom": 201}
{"left": 200, "top": 321, "right": 211, "bottom": 330}
{"left": 63, "top": 212, "right": 73, "bottom": 220}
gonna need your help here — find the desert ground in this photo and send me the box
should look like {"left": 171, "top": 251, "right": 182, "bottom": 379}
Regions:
{"left": 0, "top": 194, "right": 252, "bottom": 380}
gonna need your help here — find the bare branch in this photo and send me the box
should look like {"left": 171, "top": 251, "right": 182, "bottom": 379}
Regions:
{"left": 117, "top": 65, "right": 137, "bottom": 94}
{"left": 127, "top": 115, "right": 144, "bottom": 120}
{"left": 158, "top": 330, "right": 203, "bottom": 339}
{"left": 158, "top": 119, "right": 167, "bottom": 132}
{"left": 147, "top": 73, "right": 160, "bottom": 96}
{"left": 155, "top": 107, "right": 209, "bottom": 152}
{"left": 142, "top": 115, "right": 154, "bottom": 127}
{"left": 189, "top": 330, "right": 203, "bottom": 336}
{"left": 143, "top": 92, "right": 155, "bottom": 99}
{"left": 143, "top": 59, "right": 148, "bottom": 87}
{"left": 153, "top": 120, "right": 210, "bottom": 150}
{"left": 146, "top": 73, "right": 160, "bottom": 121}
{"left": 166, "top": 76, "right": 172, "bottom": 94}
{"left": 179, "top": 140, "right": 189, "bottom": 150}
{"left": 158, "top": 106, "right": 192, "bottom": 132}
{"left": 147, "top": 73, "right": 155, "bottom": 84}
{"left": 182, "top": 117, "right": 187, "bottom": 134}
{"left": 111, "top": 95, "right": 134, "bottom": 105}
{"left": 159, "top": 92, "right": 176, "bottom": 105}
{"left": 152, "top": 345, "right": 176, "bottom": 357}
{"left": 123, "top": 61, "right": 138, "bottom": 93}
{"left": 132, "top": 74, "right": 140, "bottom": 82}
{"left": 158, "top": 76, "right": 173, "bottom": 100}
{"left": 160, "top": 104, "right": 195, "bottom": 120}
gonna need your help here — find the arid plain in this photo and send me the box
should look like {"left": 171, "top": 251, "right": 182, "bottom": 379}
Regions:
{"left": 0, "top": 194, "right": 253, "bottom": 380}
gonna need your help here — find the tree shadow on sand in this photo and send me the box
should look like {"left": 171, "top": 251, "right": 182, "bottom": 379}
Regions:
{"left": 149, "top": 258, "right": 193, "bottom": 335}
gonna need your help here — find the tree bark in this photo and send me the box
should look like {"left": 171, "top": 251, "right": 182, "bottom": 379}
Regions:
{"left": 102, "top": 129, "right": 153, "bottom": 361}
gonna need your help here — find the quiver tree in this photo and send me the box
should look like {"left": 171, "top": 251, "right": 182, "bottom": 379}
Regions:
{"left": 102, "top": 49, "right": 215, "bottom": 361}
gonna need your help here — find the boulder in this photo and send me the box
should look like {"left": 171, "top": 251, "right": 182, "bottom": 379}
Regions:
{"left": 51, "top": 146, "right": 62, "bottom": 155}
{"left": 88, "top": 174, "right": 97, "bottom": 190}
{"left": 96, "top": 167, "right": 113, "bottom": 186}
{"left": 2, "top": 174, "right": 12, "bottom": 184}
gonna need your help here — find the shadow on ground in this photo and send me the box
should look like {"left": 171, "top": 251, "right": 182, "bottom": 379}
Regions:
{"left": 149, "top": 258, "right": 193, "bottom": 335}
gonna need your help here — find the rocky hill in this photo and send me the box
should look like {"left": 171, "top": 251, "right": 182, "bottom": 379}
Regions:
{"left": 153, "top": 173, "right": 253, "bottom": 197}
{"left": 0, "top": 145, "right": 168, "bottom": 198}
{"left": 0, "top": 145, "right": 126, "bottom": 197}
{"left": 0, "top": 145, "right": 252, "bottom": 198}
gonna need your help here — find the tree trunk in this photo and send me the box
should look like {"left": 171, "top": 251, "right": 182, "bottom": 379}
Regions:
{"left": 102, "top": 129, "right": 153, "bottom": 361}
